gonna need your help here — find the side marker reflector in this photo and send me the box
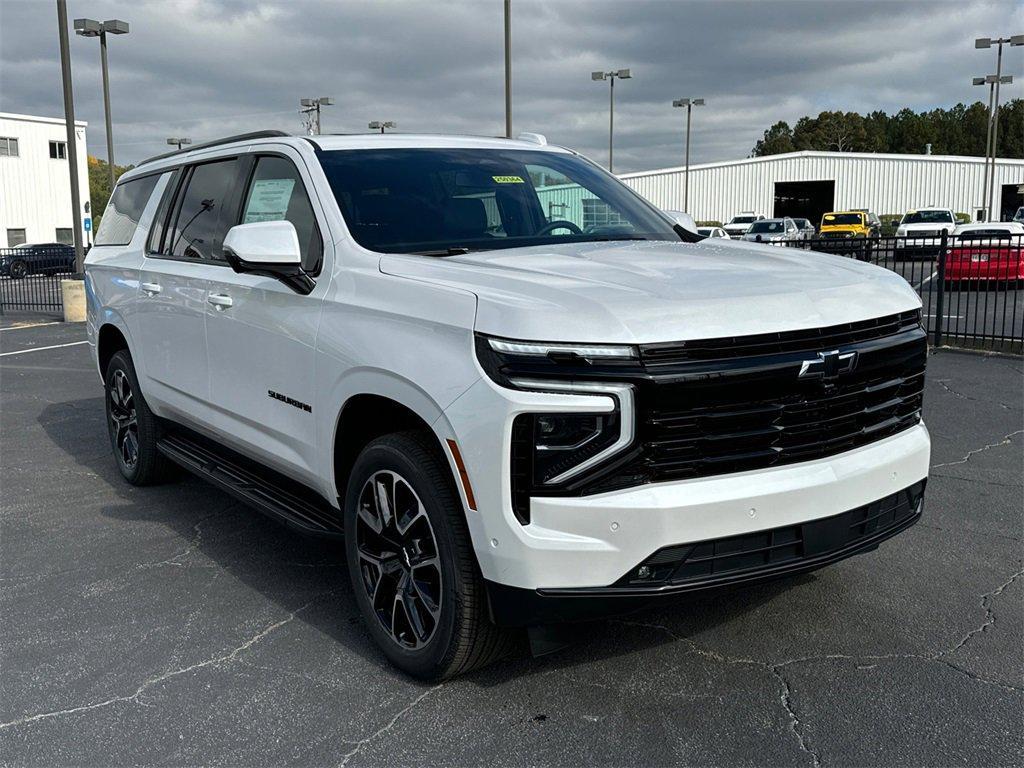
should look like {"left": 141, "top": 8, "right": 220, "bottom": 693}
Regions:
{"left": 446, "top": 439, "right": 477, "bottom": 511}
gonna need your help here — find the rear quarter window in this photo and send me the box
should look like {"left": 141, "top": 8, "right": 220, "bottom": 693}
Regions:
{"left": 95, "top": 174, "right": 160, "bottom": 246}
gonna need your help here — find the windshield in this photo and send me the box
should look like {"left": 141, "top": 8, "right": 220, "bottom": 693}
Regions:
{"left": 956, "top": 228, "right": 1015, "bottom": 240}
{"left": 822, "top": 213, "right": 862, "bottom": 226}
{"left": 729, "top": 216, "right": 756, "bottom": 225}
{"left": 317, "top": 148, "right": 679, "bottom": 254}
{"left": 749, "top": 221, "right": 786, "bottom": 234}
{"left": 902, "top": 210, "right": 954, "bottom": 224}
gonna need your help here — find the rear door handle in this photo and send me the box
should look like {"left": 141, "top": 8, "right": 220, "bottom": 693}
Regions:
{"left": 207, "top": 293, "right": 233, "bottom": 310}
{"left": 140, "top": 282, "right": 162, "bottom": 296}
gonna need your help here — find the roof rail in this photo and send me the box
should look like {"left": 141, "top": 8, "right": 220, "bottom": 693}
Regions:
{"left": 136, "top": 130, "right": 290, "bottom": 168}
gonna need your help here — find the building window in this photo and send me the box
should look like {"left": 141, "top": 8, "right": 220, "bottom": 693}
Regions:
{"left": 6, "top": 229, "right": 27, "bottom": 247}
{"left": 0, "top": 137, "right": 18, "bottom": 157}
{"left": 49, "top": 140, "right": 67, "bottom": 160}
{"left": 55, "top": 228, "right": 74, "bottom": 245}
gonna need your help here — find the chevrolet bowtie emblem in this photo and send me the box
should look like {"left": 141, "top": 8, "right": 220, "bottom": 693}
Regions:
{"left": 799, "top": 350, "right": 858, "bottom": 380}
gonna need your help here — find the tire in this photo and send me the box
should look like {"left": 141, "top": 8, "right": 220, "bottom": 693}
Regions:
{"left": 344, "top": 431, "right": 514, "bottom": 680}
{"left": 104, "top": 350, "right": 174, "bottom": 485}
{"left": 9, "top": 260, "right": 27, "bottom": 279}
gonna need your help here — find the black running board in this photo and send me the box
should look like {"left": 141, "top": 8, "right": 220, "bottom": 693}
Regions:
{"left": 157, "top": 432, "right": 344, "bottom": 538}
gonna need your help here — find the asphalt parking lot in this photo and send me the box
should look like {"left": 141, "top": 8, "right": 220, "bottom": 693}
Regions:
{"left": 1, "top": 319, "right": 1022, "bottom": 767}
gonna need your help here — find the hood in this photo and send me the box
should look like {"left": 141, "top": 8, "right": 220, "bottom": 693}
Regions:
{"left": 380, "top": 240, "right": 921, "bottom": 344}
{"left": 724, "top": 222, "right": 752, "bottom": 231}
{"left": 901, "top": 221, "right": 955, "bottom": 231}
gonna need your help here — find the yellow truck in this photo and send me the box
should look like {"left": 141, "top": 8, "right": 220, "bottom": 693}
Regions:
{"left": 819, "top": 210, "right": 879, "bottom": 240}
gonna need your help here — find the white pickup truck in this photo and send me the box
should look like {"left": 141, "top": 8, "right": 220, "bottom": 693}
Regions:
{"left": 85, "top": 131, "right": 930, "bottom": 679}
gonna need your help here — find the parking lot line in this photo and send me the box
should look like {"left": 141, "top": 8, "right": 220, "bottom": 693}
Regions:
{"left": 0, "top": 340, "right": 88, "bottom": 357}
{"left": 0, "top": 321, "right": 63, "bottom": 332}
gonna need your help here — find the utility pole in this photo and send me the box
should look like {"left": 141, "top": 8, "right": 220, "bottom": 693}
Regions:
{"left": 57, "top": 0, "right": 85, "bottom": 274}
{"left": 973, "top": 76, "right": 996, "bottom": 220}
{"left": 673, "top": 98, "right": 705, "bottom": 212}
{"left": 592, "top": 69, "right": 632, "bottom": 173}
{"left": 300, "top": 97, "right": 334, "bottom": 135}
{"left": 504, "top": 0, "right": 512, "bottom": 138}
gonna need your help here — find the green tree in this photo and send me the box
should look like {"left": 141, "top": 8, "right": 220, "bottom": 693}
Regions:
{"left": 752, "top": 121, "right": 795, "bottom": 156}
{"left": 88, "top": 156, "right": 133, "bottom": 230}
{"left": 749, "top": 100, "right": 1023, "bottom": 158}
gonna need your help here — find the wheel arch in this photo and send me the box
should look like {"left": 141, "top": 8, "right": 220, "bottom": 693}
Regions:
{"left": 97, "top": 321, "right": 130, "bottom": 380}
{"left": 331, "top": 388, "right": 469, "bottom": 516}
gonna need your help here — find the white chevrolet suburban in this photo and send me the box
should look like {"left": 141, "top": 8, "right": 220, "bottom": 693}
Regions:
{"left": 85, "top": 131, "right": 930, "bottom": 680}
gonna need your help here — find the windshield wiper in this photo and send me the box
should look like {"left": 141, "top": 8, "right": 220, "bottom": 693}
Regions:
{"left": 411, "top": 247, "right": 473, "bottom": 257}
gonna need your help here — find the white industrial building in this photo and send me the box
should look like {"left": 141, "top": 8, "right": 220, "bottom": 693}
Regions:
{"left": 0, "top": 112, "right": 90, "bottom": 248}
{"left": 616, "top": 151, "right": 1024, "bottom": 226}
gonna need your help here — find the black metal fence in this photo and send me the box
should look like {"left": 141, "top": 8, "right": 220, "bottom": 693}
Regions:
{"left": 0, "top": 246, "right": 76, "bottom": 315}
{"left": 783, "top": 232, "right": 1023, "bottom": 354}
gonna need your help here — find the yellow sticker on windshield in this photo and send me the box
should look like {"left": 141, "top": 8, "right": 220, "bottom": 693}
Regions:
{"left": 492, "top": 175, "right": 525, "bottom": 184}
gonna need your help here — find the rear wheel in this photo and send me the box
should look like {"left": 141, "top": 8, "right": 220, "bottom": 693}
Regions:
{"left": 344, "top": 431, "right": 513, "bottom": 680}
{"left": 104, "top": 350, "right": 173, "bottom": 485}
{"left": 9, "top": 260, "right": 27, "bottom": 279}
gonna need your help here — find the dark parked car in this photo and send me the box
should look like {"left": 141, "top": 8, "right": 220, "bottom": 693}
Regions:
{"left": 0, "top": 243, "right": 76, "bottom": 279}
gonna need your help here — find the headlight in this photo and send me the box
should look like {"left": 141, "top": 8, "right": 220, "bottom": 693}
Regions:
{"left": 476, "top": 335, "right": 639, "bottom": 522}
{"left": 896, "top": 226, "right": 907, "bottom": 236}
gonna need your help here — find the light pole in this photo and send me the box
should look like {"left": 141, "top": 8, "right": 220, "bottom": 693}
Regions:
{"left": 973, "top": 75, "right": 1011, "bottom": 220}
{"left": 57, "top": 1, "right": 85, "bottom": 274}
{"left": 300, "top": 97, "right": 334, "bottom": 135}
{"left": 591, "top": 69, "right": 632, "bottom": 173}
{"left": 368, "top": 121, "right": 396, "bottom": 134}
{"left": 976, "top": 35, "right": 1023, "bottom": 220}
{"left": 167, "top": 137, "right": 192, "bottom": 151}
{"left": 672, "top": 98, "right": 705, "bottom": 213}
{"left": 504, "top": 0, "right": 512, "bottom": 137}
{"left": 74, "top": 17, "right": 129, "bottom": 191}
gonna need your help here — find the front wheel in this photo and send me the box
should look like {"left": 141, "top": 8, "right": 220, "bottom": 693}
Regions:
{"left": 104, "top": 350, "right": 174, "bottom": 485}
{"left": 344, "top": 431, "right": 513, "bottom": 680}
{"left": 9, "top": 260, "right": 27, "bottom": 279}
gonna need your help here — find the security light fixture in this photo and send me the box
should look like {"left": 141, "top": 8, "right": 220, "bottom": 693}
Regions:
{"left": 167, "top": 137, "right": 192, "bottom": 150}
{"left": 368, "top": 121, "right": 396, "bottom": 133}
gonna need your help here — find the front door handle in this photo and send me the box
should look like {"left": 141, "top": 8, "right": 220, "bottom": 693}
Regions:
{"left": 141, "top": 282, "right": 162, "bottom": 296}
{"left": 207, "top": 293, "right": 233, "bottom": 310}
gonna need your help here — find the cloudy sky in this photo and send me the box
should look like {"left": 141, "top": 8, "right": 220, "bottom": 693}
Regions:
{"left": 1, "top": 0, "right": 1021, "bottom": 172}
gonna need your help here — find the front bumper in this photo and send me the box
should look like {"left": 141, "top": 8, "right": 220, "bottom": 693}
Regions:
{"left": 487, "top": 480, "right": 924, "bottom": 625}
{"left": 443, "top": 371, "right": 931, "bottom": 597}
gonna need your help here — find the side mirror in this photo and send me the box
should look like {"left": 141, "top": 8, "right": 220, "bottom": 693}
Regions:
{"left": 222, "top": 221, "right": 314, "bottom": 295}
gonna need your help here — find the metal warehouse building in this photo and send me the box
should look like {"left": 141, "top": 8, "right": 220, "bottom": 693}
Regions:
{"left": 616, "top": 151, "right": 1024, "bottom": 227}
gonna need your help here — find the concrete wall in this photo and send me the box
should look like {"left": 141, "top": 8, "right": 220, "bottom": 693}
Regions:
{"left": 0, "top": 112, "right": 90, "bottom": 247}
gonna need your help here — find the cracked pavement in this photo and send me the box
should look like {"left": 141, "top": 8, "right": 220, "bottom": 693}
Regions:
{"left": 1, "top": 321, "right": 1022, "bottom": 766}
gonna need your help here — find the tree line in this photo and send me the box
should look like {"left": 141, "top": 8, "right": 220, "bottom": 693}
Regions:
{"left": 752, "top": 100, "right": 1023, "bottom": 158}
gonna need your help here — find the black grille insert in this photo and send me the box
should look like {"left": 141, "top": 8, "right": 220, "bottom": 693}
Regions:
{"left": 618, "top": 481, "right": 925, "bottom": 587}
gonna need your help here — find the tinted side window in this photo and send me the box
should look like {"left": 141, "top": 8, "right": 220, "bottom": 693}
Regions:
{"left": 94, "top": 174, "right": 160, "bottom": 246}
{"left": 168, "top": 159, "right": 239, "bottom": 260}
{"left": 241, "top": 156, "right": 322, "bottom": 271}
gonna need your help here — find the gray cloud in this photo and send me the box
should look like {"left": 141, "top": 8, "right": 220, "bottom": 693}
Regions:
{"left": 1, "top": 0, "right": 1021, "bottom": 171}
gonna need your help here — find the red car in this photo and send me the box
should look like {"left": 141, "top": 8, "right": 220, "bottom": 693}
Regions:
{"left": 945, "top": 225, "right": 1024, "bottom": 283}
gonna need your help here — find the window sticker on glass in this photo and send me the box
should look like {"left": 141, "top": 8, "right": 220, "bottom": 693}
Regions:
{"left": 244, "top": 178, "right": 295, "bottom": 223}
{"left": 492, "top": 175, "right": 524, "bottom": 184}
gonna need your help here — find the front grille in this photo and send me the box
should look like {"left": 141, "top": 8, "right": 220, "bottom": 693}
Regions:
{"left": 632, "top": 333, "right": 925, "bottom": 485}
{"left": 640, "top": 310, "right": 920, "bottom": 365}
{"left": 820, "top": 231, "right": 855, "bottom": 239}
{"left": 617, "top": 481, "right": 924, "bottom": 587}
{"left": 505, "top": 318, "right": 927, "bottom": 506}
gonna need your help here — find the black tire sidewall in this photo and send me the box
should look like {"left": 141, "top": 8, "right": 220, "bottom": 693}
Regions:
{"left": 10, "top": 261, "right": 27, "bottom": 279}
{"left": 104, "top": 350, "right": 167, "bottom": 485}
{"left": 343, "top": 435, "right": 467, "bottom": 679}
